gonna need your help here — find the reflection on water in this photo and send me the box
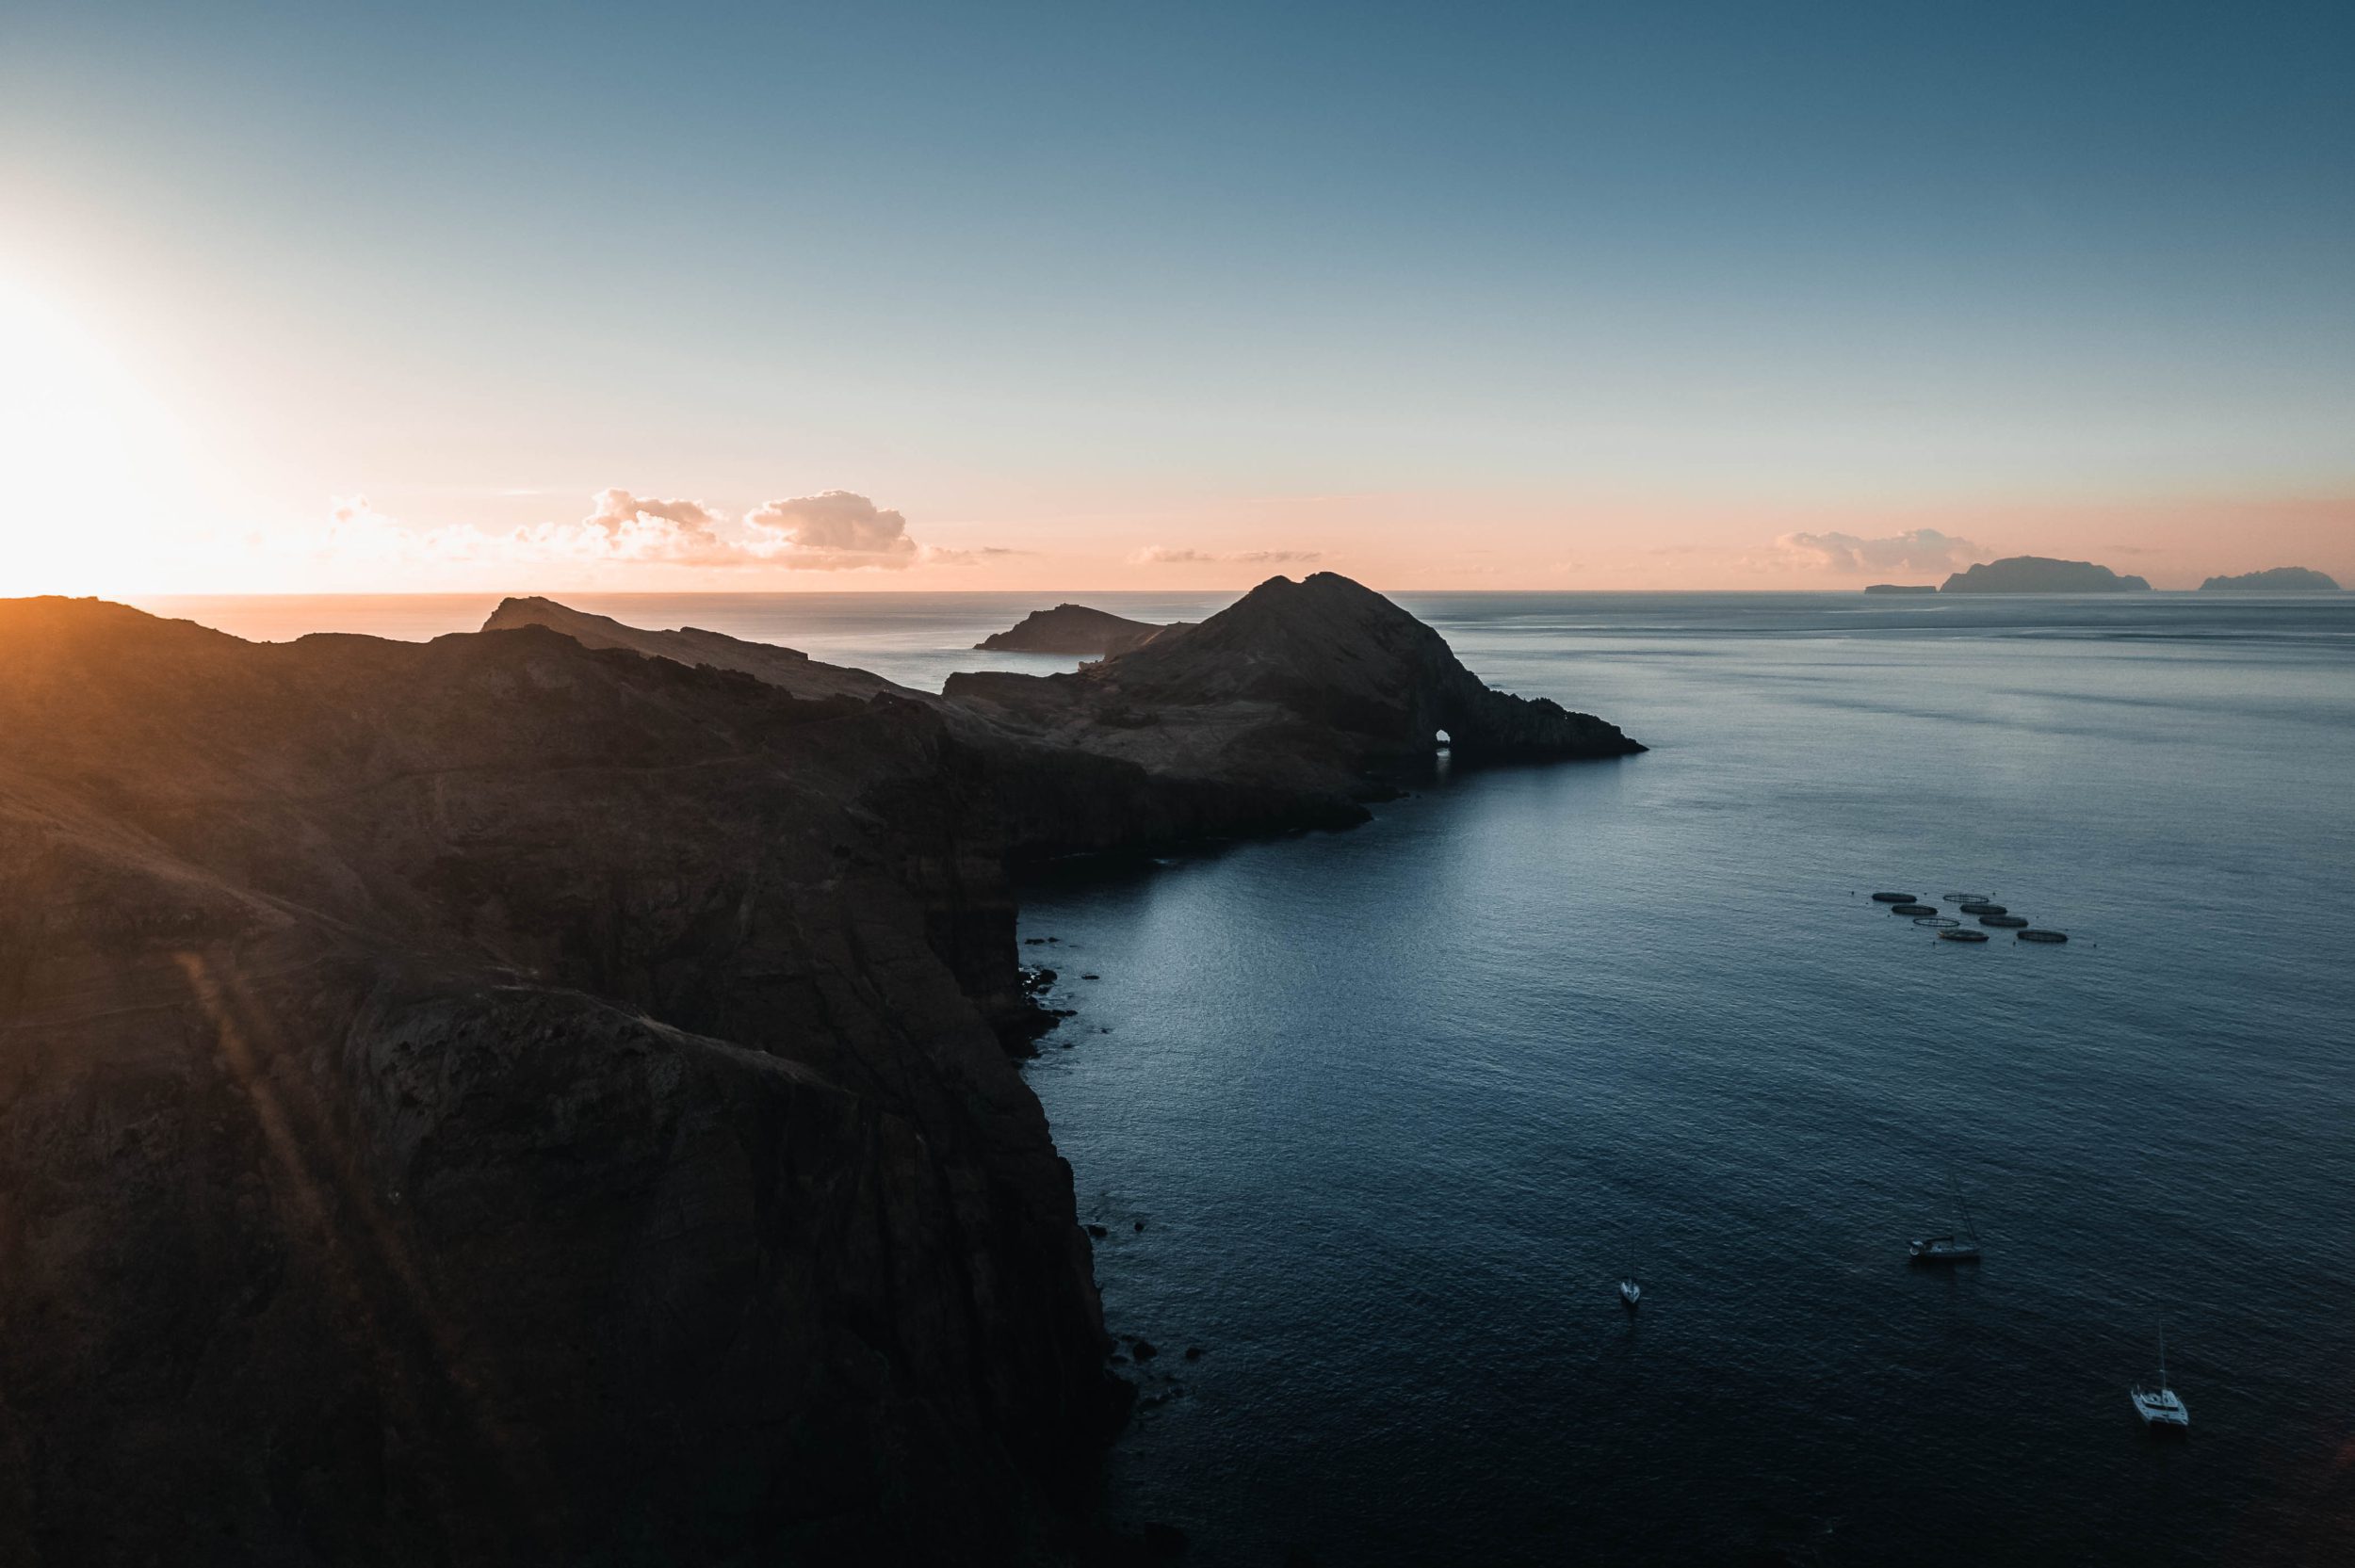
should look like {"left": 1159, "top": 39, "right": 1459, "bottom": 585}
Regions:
{"left": 1020, "top": 592, "right": 2355, "bottom": 1566}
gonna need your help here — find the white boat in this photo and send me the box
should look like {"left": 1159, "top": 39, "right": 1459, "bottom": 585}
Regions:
{"left": 2131, "top": 1330, "right": 2190, "bottom": 1431}
{"left": 1618, "top": 1279, "right": 1641, "bottom": 1310}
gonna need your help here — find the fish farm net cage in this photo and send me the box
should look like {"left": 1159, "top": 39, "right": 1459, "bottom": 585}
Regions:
{"left": 1914, "top": 915, "right": 1961, "bottom": 929}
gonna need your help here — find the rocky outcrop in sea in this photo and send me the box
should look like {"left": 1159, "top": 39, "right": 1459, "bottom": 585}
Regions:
{"left": 975, "top": 603, "right": 1188, "bottom": 655}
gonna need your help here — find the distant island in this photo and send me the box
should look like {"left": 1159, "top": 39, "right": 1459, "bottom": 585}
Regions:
{"left": 976, "top": 602, "right": 1188, "bottom": 654}
{"left": 1862, "top": 584, "right": 1939, "bottom": 594}
{"left": 1940, "top": 556, "right": 2152, "bottom": 593}
{"left": 2200, "top": 566, "right": 2341, "bottom": 591}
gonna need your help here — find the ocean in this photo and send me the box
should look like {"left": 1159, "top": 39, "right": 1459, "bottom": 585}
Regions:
{"left": 142, "top": 589, "right": 2355, "bottom": 1565}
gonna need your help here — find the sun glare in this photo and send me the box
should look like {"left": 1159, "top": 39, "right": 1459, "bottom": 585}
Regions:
{"left": 0, "top": 280, "right": 191, "bottom": 596}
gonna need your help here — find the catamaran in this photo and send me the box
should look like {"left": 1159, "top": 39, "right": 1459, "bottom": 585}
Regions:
{"left": 1618, "top": 1279, "right": 1641, "bottom": 1310}
{"left": 1908, "top": 1180, "right": 1982, "bottom": 1263}
{"left": 2131, "top": 1329, "right": 2190, "bottom": 1431}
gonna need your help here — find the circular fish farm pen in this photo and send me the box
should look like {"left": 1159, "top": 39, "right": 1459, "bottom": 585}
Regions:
{"left": 1979, "top": 914, "right": 2029, "bottom": 929}
{"left": 2017, "top": 929, "right": 2070, "bottom": 943}
{"left": 1958, "top": 901, "right": 2006, "bottom": 915}
{"left": 1938, "top": 928, "right": 1990, "bottom": 943}
{"left": 1943, "top": 892, "right": 1990, "bottom": 904}
{"left": 1892, "top": 903, "right": 1938, "bottom": 916}
{"left": 1914, "top": 915, "right": 1961, "bottom": 929}
{"left": 1870, "top": 891, "right": 1918, "bottom": 903}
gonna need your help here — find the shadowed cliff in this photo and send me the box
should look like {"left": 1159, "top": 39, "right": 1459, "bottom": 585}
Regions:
{"left": 0, "top": 600, "right": 1118, "bottom": 1566}
{"left": 0, "top": 578, "right": 1636, "bottom": 1565}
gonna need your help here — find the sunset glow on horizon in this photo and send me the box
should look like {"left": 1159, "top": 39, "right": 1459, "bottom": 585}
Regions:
{"left": 4, "top": 1, "right": 2349, "bottom": 598}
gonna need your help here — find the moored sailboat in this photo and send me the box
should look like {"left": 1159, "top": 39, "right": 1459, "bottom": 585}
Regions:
{"left": 1909, "top": 1179, "right": 1982, "bottom": 1264}
{"left": 2131, "top": 1329, "right": 2190, "bottom": 1431}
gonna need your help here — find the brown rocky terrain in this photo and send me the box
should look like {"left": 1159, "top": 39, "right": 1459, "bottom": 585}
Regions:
{"left": 0, "top": 575, "right": 1637, "bottom": 1565}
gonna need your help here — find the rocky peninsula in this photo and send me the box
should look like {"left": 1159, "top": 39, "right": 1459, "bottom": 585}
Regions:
{"left": 2199, "top": 566, "right": 2341, "bottom": 591}
{"left": 1940, "top": 556, "right": 2152, "bottom": 592}
{"left": 976, "top": 603, "right": 1187, "bottom": 655}
{"left": 0, "top": 574, "right": 1635, "bottom": 1565}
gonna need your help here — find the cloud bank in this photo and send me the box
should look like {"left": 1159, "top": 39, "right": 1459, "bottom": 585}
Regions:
{"left": 313, "top": 488, "right": 1004, "bottom": 573}
{"left": 1130, "top": 545, "right": 1324, "bottom": 565}
{"left": 745, "top": 490, "right": 920, "bottom": 569}
{"left": 515, "top": 488, "right": 746, "bottom": 564}
{"left": 1770, "top": 526, "right": 1988, "bottom": 575}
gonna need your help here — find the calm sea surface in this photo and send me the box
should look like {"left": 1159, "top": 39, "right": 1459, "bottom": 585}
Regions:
{"left": 144, "top": 590, "right": 2355, "bottom": 1564}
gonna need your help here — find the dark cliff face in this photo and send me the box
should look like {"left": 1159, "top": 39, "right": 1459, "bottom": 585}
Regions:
{"left": 0, "top": 600, "right": 1116, "bottom": 1566}
{"left": 0, "top": 577, "right": 1636, "bottom": 1565}
{"left": 948, "top": 573, "right": 1642, "bottom": 802}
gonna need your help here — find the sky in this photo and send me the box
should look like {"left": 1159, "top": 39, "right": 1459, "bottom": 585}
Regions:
{"left": 2, "top": 0, "right": 2350, "bottom": 594}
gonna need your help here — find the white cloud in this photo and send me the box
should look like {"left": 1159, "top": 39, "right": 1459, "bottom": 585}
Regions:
{"left": 297, "top": 487, "right": 999, "bottom": 574}
{"left": 1130, "top": 544, "right": 1324, "bottom": 565}
{"left": 922, "top": 544, "right": 1032, "bottom": 566}
{"left": 744, "top": 490, "right": 918, "bottom": 570}
{"left": 512, "top": 488, "right": 747, "bottom": 564}
{"left": 1770, "top": 526, "right": 1988, "bottom": 575}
